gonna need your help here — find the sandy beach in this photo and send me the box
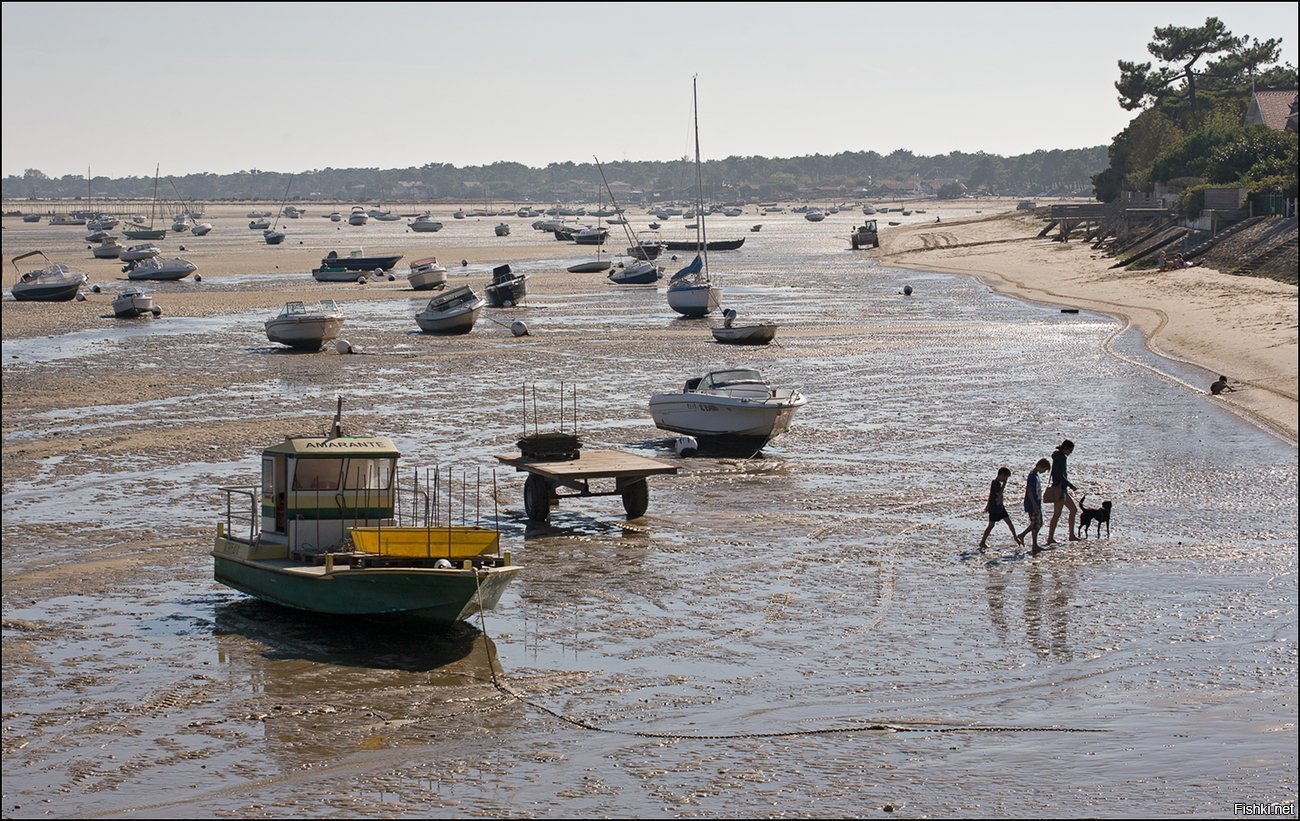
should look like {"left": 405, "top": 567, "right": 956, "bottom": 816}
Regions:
{"left": 875, "top": 211, "right": 1299, "bottom": 443}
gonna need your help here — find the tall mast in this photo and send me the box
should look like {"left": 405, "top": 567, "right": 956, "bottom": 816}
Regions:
{"left": 693, "top": 76, "right": 709, "bottom": 275}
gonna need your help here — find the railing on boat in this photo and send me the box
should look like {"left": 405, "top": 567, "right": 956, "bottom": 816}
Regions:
{"left": 218, "top": 485, "right": 259, "bottom": 544}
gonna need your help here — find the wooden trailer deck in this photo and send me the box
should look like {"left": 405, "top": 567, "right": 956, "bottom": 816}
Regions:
{"left": 495, "top": 449, "right": 678, "bottom": 522}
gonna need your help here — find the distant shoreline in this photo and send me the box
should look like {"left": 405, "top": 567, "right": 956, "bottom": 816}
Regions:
{"left": 877, "top": 211, "right": 1299, "bottom": 444}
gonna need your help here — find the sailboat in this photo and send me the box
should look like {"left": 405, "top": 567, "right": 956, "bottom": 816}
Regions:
{"left": 122, "top": 165, "right": 167, "bottom": 240}
{"left": 264, "top": 173, "right": 293, "bottom": 245}
{"left": 594, "top": 156, "right": 662, "bottom": 284}
{"left": 665, "top": 77, "right": 722, "bottom": 317}
{"left": 566, "top": 175, "right": 612, "bottom": 273}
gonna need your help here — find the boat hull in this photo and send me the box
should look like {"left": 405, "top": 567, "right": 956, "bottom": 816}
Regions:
{"left": 416, "top": 304, "right": 481, "bottom": 334}
{"left": 664, "top": 238, "right": 745, "bottom": 251}
{"left": 712, "top": 324, "right": 777, "bottom": 345}
{"left": 11, "top": 280, "right": 84, "bottom": 302}
{"left": 265, "top": 316, "right": 345, "bottom": 350}
{"left": 127, "top": 259, "right": 196, "bottom": 281}
{"left": 122, "top": 228, "right": 167, "bottom": 240}
{"left": 409, "top": 269, "right": 448, "bottom": 290}
{"left": 113, "top": 293, "right": 156, "bottom": 318}
{"left": 321, "top": 253, "right": 403, "bottom": 271}
{"left": 648, "top": 394, "right": 802, "bottom": 452}
{"left": 567, "top": 260, "right": 612, "bottom": 273}
{"left": 666, "top": 281, "right": 721, "bottom": 317}
{"left": 213, "top": 546, "right": 521, "bottom": 627}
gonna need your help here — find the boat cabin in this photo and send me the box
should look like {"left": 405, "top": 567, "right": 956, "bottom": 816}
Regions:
{"left": 259, "top": 435, "right": 399, "bottom": 556}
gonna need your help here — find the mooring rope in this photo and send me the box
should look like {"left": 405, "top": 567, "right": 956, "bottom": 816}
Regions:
{"left": 470, "top": 575, "right": 1106, "bottom": 740}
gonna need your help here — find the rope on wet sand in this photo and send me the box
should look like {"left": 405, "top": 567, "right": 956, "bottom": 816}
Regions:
{"left": 470, "top": 582, "right": 1106, "bottom": 740}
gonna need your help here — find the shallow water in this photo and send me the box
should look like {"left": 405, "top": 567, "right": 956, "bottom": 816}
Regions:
{"left": 2, "top": 210, "right": 1296, "bottom": 818}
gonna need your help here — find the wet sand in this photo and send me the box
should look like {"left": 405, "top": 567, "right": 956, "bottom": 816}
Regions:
{"left": 2, "top": 201, "right": 1296, "bottom": 818}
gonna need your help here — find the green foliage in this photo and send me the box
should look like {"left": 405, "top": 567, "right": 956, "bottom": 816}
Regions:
{"left": 1204, "top": 126, "right": 1298, "bottom": 184}
{"left": 1173, "top": 185, "right": 1208, "bottom": 220}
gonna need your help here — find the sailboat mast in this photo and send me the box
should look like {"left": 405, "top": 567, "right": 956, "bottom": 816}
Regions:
{"left": 693, "top": 76, "right": 709, "bottom": 275}
{"left": 149, "top": 164, "right": 160, "bottom": 228}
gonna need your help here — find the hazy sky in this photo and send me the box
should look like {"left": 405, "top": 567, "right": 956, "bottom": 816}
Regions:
{"left": 2, "top": 2, "right": 1296, "bottom": 179}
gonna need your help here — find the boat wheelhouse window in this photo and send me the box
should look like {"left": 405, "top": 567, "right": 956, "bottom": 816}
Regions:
{"left": 262, "top": 456, "right": 276, "bottom": 489}
{"left": 702, "top": 369, "right": 763, "bottom": 388}
{"left": 319, "top": 299, "right": 338, "bottom": 312}
{"left": 341, "top": 457, "right": 394, "bottom": 490}
{"left": 292, "top": 458, "right": 342, "bottom": 490}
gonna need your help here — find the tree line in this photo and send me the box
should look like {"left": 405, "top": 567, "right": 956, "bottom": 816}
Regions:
{"left": 4, "top": 146, "right": 1106, "bottom": 206}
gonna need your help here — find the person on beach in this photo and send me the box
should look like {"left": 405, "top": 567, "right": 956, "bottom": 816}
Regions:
{"left": 1210, "top": 375, "right": 1236, "bottom": 395}
{"left": 1018, "top": 458, "right": 1051, "bottom": 553}
{"left": 1045, "top": 440, "right": 1078, "bottom": 544}
{"left": 980, "top": 467, "right": 1023, "bottom": 550}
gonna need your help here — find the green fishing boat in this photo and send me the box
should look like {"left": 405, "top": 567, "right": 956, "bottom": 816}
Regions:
{"left": 212, "top": 400, "right": 521, "bottom": 627}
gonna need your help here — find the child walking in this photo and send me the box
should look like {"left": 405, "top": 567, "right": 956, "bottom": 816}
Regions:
{"left": 980, "top": 467, "right": 1023, "bottom": 550}
{"left": 1018, "top": 458, "right": 1051, "bottom": 553}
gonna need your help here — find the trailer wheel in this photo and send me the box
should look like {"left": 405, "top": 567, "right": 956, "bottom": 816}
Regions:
{"left": 619, "top": 478, "right": 649, "bottom": 519}
{"left": 524, "top": 475, "right": 551, "bottom": 522}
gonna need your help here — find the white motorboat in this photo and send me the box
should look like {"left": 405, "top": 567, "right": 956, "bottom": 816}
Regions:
{"left": 408, "top": 256, "right": 448, "bottom": 291}
{"left": 607, "top": 260, "right": 662, "bottom": 284}
{"left": 92, "top": 239, "right": 124, "bottom": 259}
{"left": 248, "top": 218, "right": 271, "bottom": 230}
{"left": 862, "top": 204, "right": 877, "bottom": 215}
{"left": 119, "top": 243, "right": 161, "bottom": 262}
{"left": 408, "top": 213, "right": 444, "bottom": 232}
{"left": 710, "top": 309, "right": 776, "bottom": 345}
{"left": 190, "top": 221, "right": 213, "bottom": 236}
{"left": 9, "top": 251, "right": 88, "bottom": 302}
{"left": 483, "top": 264, "right": 528, "bottom": 307}
{"left": 112, "top": 288, "right": 159, "bottom": 318}
{"left": 415, "top": 284, "right": 484, "bottom": 334}
{"left": 648, "top": 368, "right": 806, "bottom": 454}
{"left": 126, "top": 256, "right": 197, "bottom": 281}
{"left": 348, "top": 206, "right": 368, "bottom": 225}
{"left": 804, "top": 210, "right": 826, "bottom": 222}
{"left": 329, "top": 211, "right": 343, "bottom": 222}
{"left": 265, "top": 299, "right": 345, "bottom": 350}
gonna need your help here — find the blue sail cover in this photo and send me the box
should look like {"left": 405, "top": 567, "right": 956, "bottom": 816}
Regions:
{"left": 669, "top": 254, "right": 703, "bottom": 282}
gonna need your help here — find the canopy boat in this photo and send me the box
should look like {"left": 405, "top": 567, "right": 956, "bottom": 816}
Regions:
{"left": 665, "top": 78, "right": 722, "bottom": 317}
{"left": 266, "top": 299, "right": 344, "bottom": 350}
{"left": 648, "top": 368, "right": 806, "bottom": 454}
{"left": 408, "top": 212, "right": 444, "bottom": 232}
{"left": 212, "top": 400, "right": 522, "bottom": 627}
{"left": 92, "top": 238, "right": 124, "bottom": 259}
{"left": 348, "top": 206, "right": 369, "bottom": 225}
{"left": 321, "top": 249, "right": 404, "bottom": 272}
{"left": 9, "top": 251, "right": 88, "bottom": 302}
{"left": 112, "top": 288, "right": 159, "bottom": 318}
{"left": 710, "top": 309, "right": 776, "bottom": 345}
{"left": 483, "top": 263, "right": 528, "bottom": 308}
{"left": 125, "top": 256, "right": 197, "bottom": 281}
{"left": 408, "top": 256, "right": 448, "bottom": 291}
{"left": 414, "top": 284, "right": 484, "bottom": 334}
{"left": 119, "top": 243, "right": 161, "bottom": 262}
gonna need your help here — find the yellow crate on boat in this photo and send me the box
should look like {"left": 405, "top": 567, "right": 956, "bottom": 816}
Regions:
{"left": 348, "top": 526, "right": 500, "bottom": 559}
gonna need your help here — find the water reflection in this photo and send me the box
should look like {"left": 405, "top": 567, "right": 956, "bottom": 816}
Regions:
{"left": 983, "top": 558, "right": 1076, "bottom": 661}
{"left": 214, "top": 598, "right": 501, "bottom": 675}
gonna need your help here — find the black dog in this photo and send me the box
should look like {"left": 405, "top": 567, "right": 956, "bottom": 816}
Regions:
{"left": 1077, "top": 495, "right": 1113, "bottom": 538}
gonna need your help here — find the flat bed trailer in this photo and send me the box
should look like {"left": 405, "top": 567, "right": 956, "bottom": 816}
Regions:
{"left": 494, "top": 449, "right": 678, "bottom": 522}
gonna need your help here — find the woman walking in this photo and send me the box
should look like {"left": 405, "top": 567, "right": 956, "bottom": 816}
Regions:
{"left": 1045, "top": 440, "right": 1079, "bottom": 544}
